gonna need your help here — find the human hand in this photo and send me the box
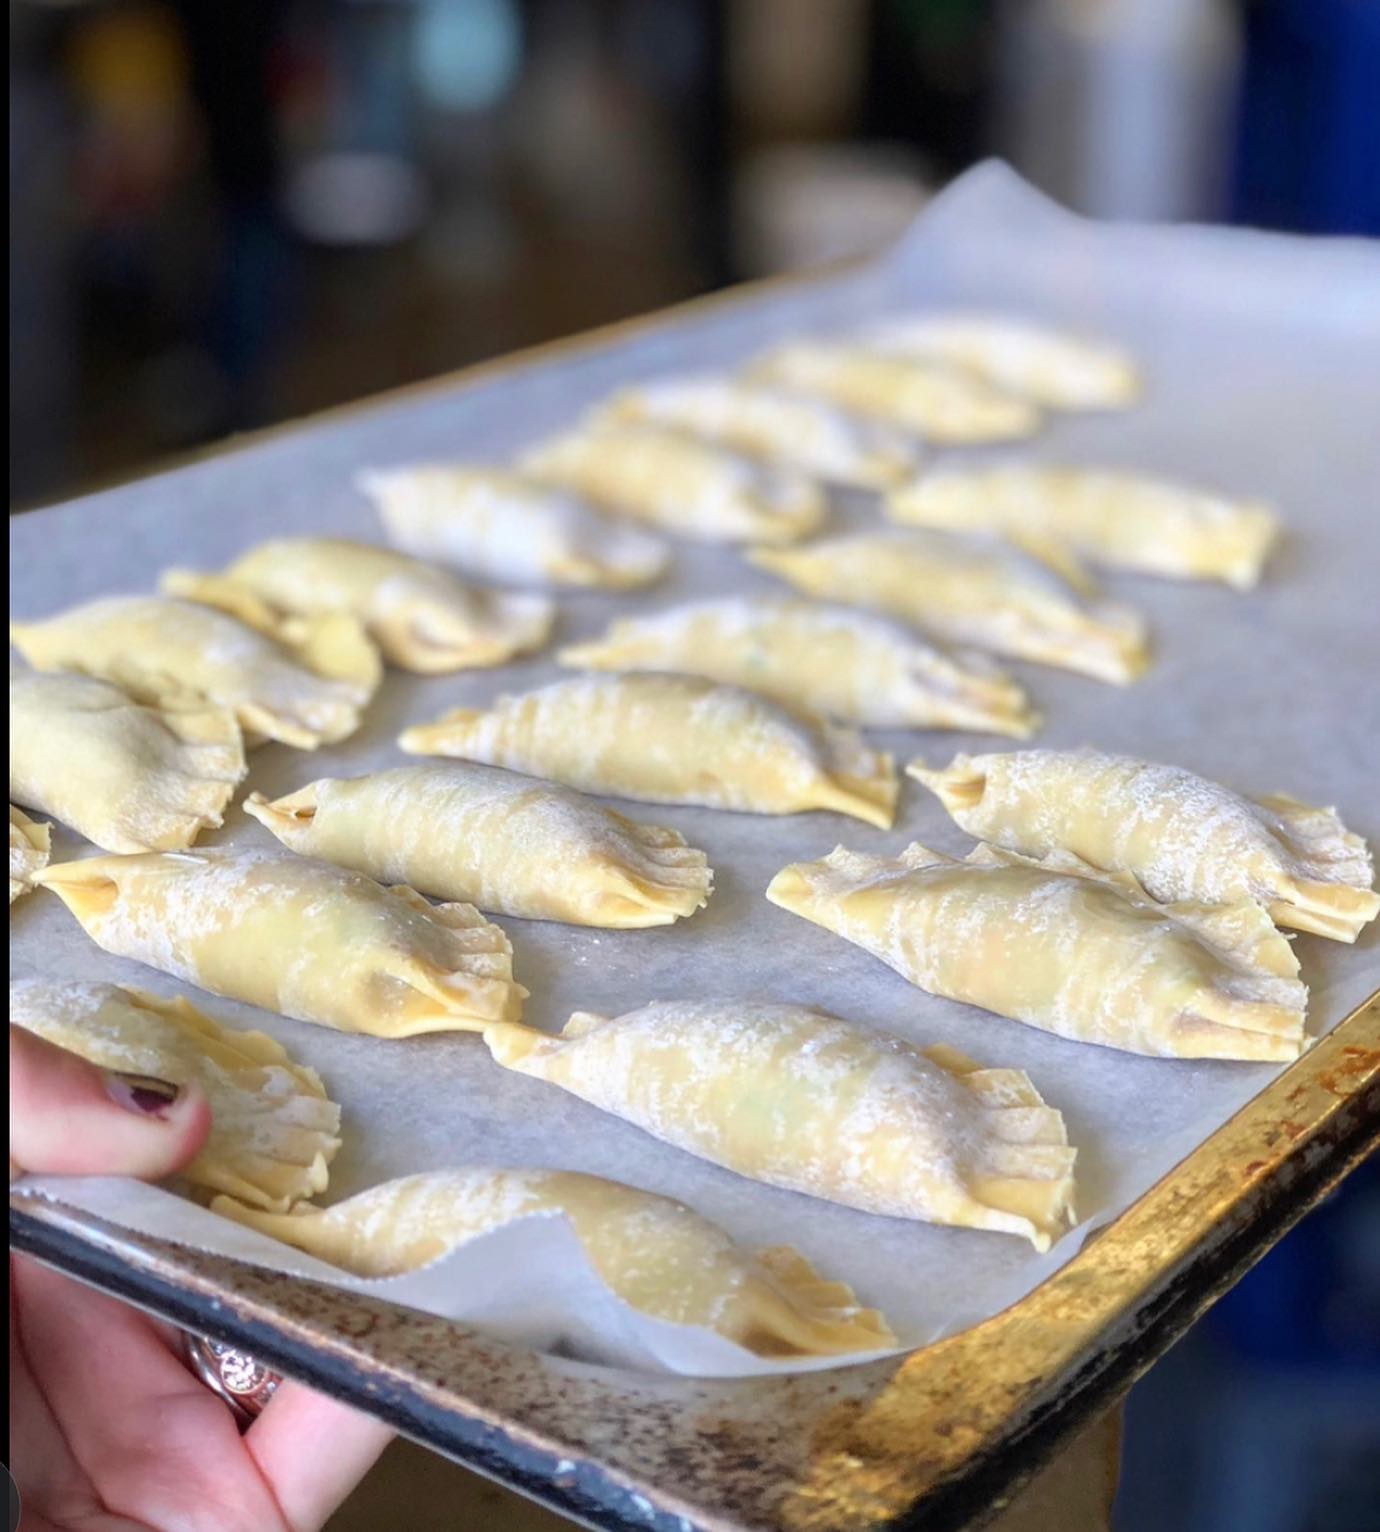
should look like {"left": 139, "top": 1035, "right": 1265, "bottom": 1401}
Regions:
{"left": 9, "top": 1023, "right": 393, "bottom": 1531}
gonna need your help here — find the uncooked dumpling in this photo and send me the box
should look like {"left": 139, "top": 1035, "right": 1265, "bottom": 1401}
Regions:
{"left": 10, "top": 669, "right": 246, "bottom": 853}
{"left": 9, "top": 806, "right": 50, "bottom": 905}
{"left": 211, "top": 1167, "right": 896, "bottom": 1357}
{"left": 479, "top": 1002, "right": 1076, "bottom": 1250}
{"left": 245, "top": 761, "right": 712, "bottom": 928}
{"left": 557, "top": 597, "right": 1038, "bottom": 736}
{"left": 399, "top": 672, "right": 898, "bottom": 827}
{"left": 767, "top": 843, "right": 1307, "bottom": 1061}
{"left": 749, "top": 529, "right": 1149, "bottom": 684}
{"left": 857, "top": 314, "right": 1140, "bottom": 410}
{"left": 910, "top": 749, "right": 1379, "bottom": 944}
{"left": 520, "top": 422, "right": 826, "bottom": 544}
{"left": 592, "top": 375, "right": 923, "bottom": 489}
{"left": 747, "top": 342, "right": 1041, "bottom": 442}
{"left": 163, "top": 536, "right": 553, "bottom": 673}
{"left": 358, "top": 464, "right": 669, "bottom": 589}
{"left": 889, "top": 465, "right": 1279, "bottom": 588}
{"left": 35, "top": 847, "right": 525, "bottom": 1038}
{"left": 10, "top": 977, "right": 340, "bottom": 1212}
{"left": 9, "top": 595, "right": 380, "bottom": 750}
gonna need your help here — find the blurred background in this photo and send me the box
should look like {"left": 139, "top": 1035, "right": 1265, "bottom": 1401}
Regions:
{"left": 9, "top": 0, "right": 1379, "bottom": 510}
{"left": 8, "top": 4, "right": 1379, "bottom": 1525}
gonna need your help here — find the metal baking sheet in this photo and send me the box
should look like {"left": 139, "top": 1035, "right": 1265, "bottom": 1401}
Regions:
{"left": 10, "top": 162, "right": 1380, "bottom": 1528}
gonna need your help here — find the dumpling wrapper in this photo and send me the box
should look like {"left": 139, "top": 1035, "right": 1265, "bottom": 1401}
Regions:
{"left": 592, "top": 375, "right": 924, "bottom": 489}
{"left": 10, "top": 806, "right": 50, "bottom": 905}
{"left": 477, "top": 1002, "right": 1075, "bottom": 1251}
{"left": 746, "top": 342, "right": 1041, "bottom": 442}
{"left": 9, "top": 595, "right": 380, "bottom": 750}
{"left": 162, "top": 536, "right": 553, "bottom": 674}
{"left": 211, "top": 1167, "right": 896, "bottom": 1358}
{"left": 557, "top": 596, "right": 1038, "bottom": 737}
{"left": 245, "top": 761, "right": 712, "bottom": 928}
{"left": 35, "top": 847, "right": 526, "bottom": 1038}
{"left": 519, "top": 422, "right": 827, "bottom": 544}
{"left": 889, "top": 465, "right": 1279, "bottom": 589}
{"left": 10, "top": 977, "right": 340, "bottom": 1212}
{"left": 910, "top": 749, "right": 1379, "bottom": 944}
{"left": 10, "top": 669, "right": 246, "bottom": 853}
{"left": 749, "top": 528, "right": 1149, "bottom": 685}
{"left": 767, "top": 843, "right": 1308, "bottom": 1061}
{"left": 856, "top": 314, "right": 1140, "bottom": 410}
{"left": 358, "top": 465, "right": 669, "bottom": 589}
{"left": 399, "top": 672, "right": 898, "bottom": 828}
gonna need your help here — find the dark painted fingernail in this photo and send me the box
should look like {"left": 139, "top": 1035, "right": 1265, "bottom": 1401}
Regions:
{"left": 106, "top": 1071, "right": 181, "bottom": 1116}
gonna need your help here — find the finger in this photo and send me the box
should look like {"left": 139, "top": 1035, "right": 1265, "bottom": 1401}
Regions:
{"left": 248, "top": 1381, "right": 394, "bottom": 1531}
{"left": 8, "top": 1259, "right": 94, "bottom": 1525}
{"left": 9, "top": 1024, "right": 211, "bottom": 1182}
{"left": 11, "top": 1253, "right": 289, "bottom": 1532}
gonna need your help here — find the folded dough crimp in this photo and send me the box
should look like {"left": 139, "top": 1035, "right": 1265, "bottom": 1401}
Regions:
{"left": 519, "top": 422, "right": 827, "bottom": 544}
{"left": 399, "top": 672, "right": 898, "bottom": 827}
{"left": 747, "top": 341, "right": 1042, "bottom": 442}
{"left": 888, "top": 466, "right": 1279, "bottom": 589}
{"left": 909, "top": 750, "right": 1379, "bottom": 944}
{"left": 10, "top": 978, "right": 340, "bottom": 1212}
{"left": 9, "top": 595, "right": 380, "bottom": 750}
{"left": 9, "top": 806, "right": 50, "bottom": 905}
{"left": 856, "top": 314, "right": 1140, "bottom": 410}
{"left": 10, "top": 670, "right": 246, "bottom": 853}
{"left": 767, "top": 844, "right": 1308, "bottom": 1061}
{"left": 35, "top": 847, "right": 526, "bottom": 1038}
{"left": 592, "top": 375, "right": 924, "bottom": 489}
{"left": 212, "top": 1167, "right": 896, "bottom": 1358}
{"left": 245, "top": 762, "right": 712, "bottom": 928}
{"left": 557, "top": 597, "right": 1038, "bottom": 736}
{"left": 749, "top": 529, "right": 1149, "bottom": 685}
{"left": 358, "top": 465, "right": 669, "bottom": 589}
{"left": 476, "top": 1001, "right": 1075, "bottom": 1250}
{"left": 163, "top": 536, "right": 553, "bottom": 674}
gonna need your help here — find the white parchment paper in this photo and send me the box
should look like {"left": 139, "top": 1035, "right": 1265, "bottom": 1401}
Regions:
{"left": 10, "top": 164, "right": 1380, "bottom": 1378}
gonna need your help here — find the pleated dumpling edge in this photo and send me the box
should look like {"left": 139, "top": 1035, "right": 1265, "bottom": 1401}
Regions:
{"left": 479, "top": 999, "right": 1078, "bottom": 1251}
{"left": 10, "top": 669, "right": 247, "bottom": 853}
{"left": 766, "top": 842, "right": 1308, "bottom": 1061}
{"left": 908, "top": 749, "right": 1379, "bottom": 944}
{"left": 10, "top": 976, "right": 340, "bottom": 1212}
{"left": 33, "top": 847, "right": 527, "bottom": 1039}
{"left": 242, "top": 762, "right": 713, "bottom": 928}
{"left": 9, "top": 805, "right": 51, "bottom": 904}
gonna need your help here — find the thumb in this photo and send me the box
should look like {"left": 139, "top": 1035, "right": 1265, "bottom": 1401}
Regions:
{"left": 9, "top": 1023, "right": 212, "bottom": 1182}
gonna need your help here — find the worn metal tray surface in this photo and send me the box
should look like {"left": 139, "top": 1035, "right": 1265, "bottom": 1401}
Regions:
{"left": 10, "top": 164, "right": 1380, "bottom": 1530}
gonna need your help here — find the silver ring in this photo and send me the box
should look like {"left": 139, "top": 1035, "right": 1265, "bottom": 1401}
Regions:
{"left": 183, "top": 1333, "right": 282, "bottom": 1427}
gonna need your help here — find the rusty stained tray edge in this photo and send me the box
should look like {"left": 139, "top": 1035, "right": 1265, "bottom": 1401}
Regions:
{"left": 13, "top": 989, "right": 1379, "bottom": 1532}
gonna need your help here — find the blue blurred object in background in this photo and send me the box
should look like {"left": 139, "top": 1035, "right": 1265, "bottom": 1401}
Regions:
{"left": 1116, "top": 1156, "right": 1380, "bottom": 1532}
{"left": 1232, "top": 0, "right": 1380, "bottom": 236}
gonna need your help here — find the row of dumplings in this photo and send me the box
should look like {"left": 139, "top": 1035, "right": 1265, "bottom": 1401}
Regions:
{"left": 22, "top": 738, "right": 1376, "bottom": 1046}
{"left": 16, "top": 626, "right": 1372, "bottom": 963}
